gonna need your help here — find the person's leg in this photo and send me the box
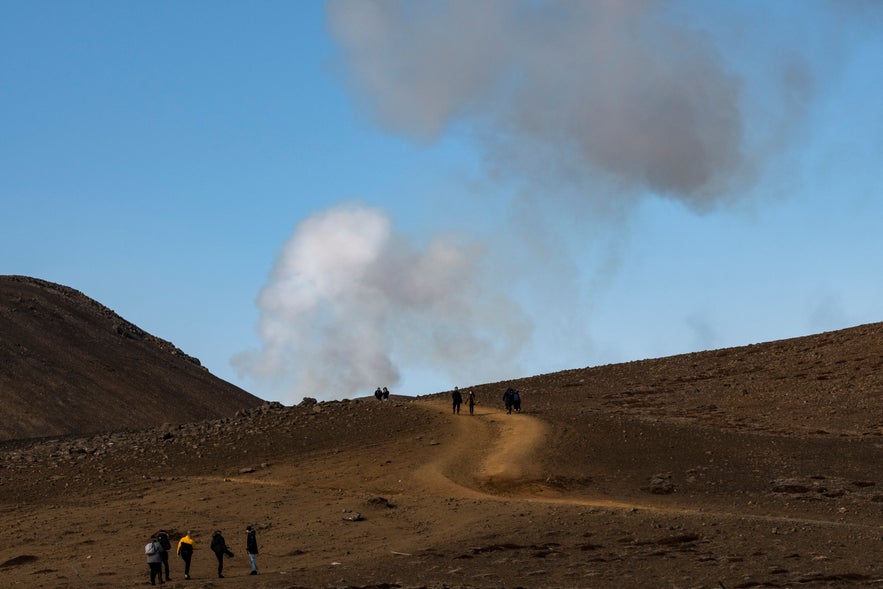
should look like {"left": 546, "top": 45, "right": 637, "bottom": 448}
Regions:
{"left": 217, "top": 553, "right": 224, "bottom": 578}
{"left": 162, "top": 553, "right": 170, "bottom": 580}
{"left": 249, "top": 552, "right": 258, "bottom": 573}
{"left": 183, "top": 554, "right": 191, "bottom": 579}
{"left": 149, "top": 563, "right": 159, "bottom": 585}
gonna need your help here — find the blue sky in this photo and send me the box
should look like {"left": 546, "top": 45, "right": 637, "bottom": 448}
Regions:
{"left": 2, "top": 1, "right": 881, "bottom": 404}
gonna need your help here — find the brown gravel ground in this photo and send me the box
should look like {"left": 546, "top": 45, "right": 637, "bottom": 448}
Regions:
{"left": 1, "top": 322, "right": 883, "bottom": 588}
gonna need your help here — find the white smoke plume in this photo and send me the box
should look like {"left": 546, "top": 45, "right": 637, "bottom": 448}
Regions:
{"left": 236, "top": 1, "right": 876, "bottom": 403}
{"left": 233, "top": 203, "right": 531, "bottom": 402}
{"left": 325, "top": 0, "right": 822, "bottom": 208}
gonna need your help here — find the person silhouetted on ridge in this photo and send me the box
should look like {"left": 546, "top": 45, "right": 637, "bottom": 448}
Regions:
{"left": 451, "top": 386, "right": 462, "bottom": 414}
{"left": 467, "top": 390, "right": 477, "bottom": 415}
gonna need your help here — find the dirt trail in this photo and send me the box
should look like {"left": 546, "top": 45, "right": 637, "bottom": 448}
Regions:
{"left": 413, "top": 398, "right": 877, "bottom": 530}
{"left": 413, "top": 398, "right": 551, "bottom": 498}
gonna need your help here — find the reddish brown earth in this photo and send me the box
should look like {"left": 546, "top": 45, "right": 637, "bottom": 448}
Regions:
{"left": 0, "top": 276, "right": 263, "bottom": 440}
{"left": 1, "top": 278, "right": 882, "bottom": 588}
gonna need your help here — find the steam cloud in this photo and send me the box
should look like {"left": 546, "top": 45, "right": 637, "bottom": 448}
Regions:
{"left": 237, "top": 1, "right": 872, "bottom": 403}
{"left": 234, "top": 204, "right": 531, "bottom": 401}
{"left": 326, "top": 0, "right": 818, "bottom": 207}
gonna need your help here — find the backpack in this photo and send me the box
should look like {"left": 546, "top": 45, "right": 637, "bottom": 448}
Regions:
{"left": 157, "top": 532, "right": 171, "bottom": 551}
{"left": 145, "top": 541, "right": 158, "bottom": 555}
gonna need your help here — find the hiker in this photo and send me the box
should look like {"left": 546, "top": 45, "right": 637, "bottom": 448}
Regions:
{"left": 245, "top": 525, "right": 259, "bottom": 575}
{"left": 382, "top": 386, "right": 390, "bottom": 400}
{"left": 451, "top": 386, "right": 462, "bottom": 414}
{"left": 374, "top": 387, "right": 383, "bottom": 401}
{"left": 177, "top": 530, "right": 195, "bottom": 580}
{"left": 145, "top": 534, "right": 165, "bottom": 585}
{"left": 467, "top": 390, "right": 477, "bottom": 415}
{"left": 512, "top": 389, "right": 521, "bottom": 413}
{"left": 156, "top": 529, "right": 172, "bottom": 581}
{"left": 210, "top": 530, "right": 234, "bottom": 579}
{"left": 503, "top": 388, "right": 515, "bottom": 414}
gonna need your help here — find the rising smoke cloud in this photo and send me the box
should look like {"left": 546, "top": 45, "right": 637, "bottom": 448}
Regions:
{"left": 326, "top": 0, "right": 773, "bottom": 208}
{"left": 237, "top": 1, "right": 869, "bottom": 402}
{"left": 233, "top": 204, "right": 531, "bottom": 401}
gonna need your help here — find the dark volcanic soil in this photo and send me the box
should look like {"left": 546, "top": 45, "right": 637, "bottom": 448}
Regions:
{"left": 0, "top": 275, "right": 263, "bottom": 440}
{"left": 2, "top": 323, "right": 883, "bottom": 588}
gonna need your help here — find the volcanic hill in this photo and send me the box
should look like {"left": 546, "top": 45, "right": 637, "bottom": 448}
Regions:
{"left": 0, "top": 275, "right": 263, "bottom": 441}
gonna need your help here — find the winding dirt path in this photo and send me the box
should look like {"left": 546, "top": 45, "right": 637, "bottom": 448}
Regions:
{"left": 413, "top": 398, "right": 877, "bottom": 530}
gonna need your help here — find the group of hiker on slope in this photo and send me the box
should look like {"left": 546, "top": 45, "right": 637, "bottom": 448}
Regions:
{"left": 450, "top": 386, "right": 522, "bottom": 415}
{"left": 144, "top": 526, "right": 258, "bottom": 584}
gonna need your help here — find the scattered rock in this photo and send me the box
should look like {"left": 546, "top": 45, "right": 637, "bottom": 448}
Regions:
{"left": 647, "top": 473, "right": 675, "bottom": 495}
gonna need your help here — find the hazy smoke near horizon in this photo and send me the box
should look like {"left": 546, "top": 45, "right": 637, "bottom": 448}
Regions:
{"left": 233, "top": 204, "right": 531, "bottom": 401}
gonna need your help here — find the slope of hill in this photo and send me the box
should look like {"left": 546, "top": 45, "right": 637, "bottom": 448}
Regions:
{"left": 1, "top": 320, "right": 882, "bottom": 588}
{"left": 0, "top": 275, "right": 263, "bottom": 441}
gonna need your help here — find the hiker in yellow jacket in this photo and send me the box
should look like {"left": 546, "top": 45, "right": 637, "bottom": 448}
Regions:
{"left": 176, "top": 531, "right": 195, "bottom": 580}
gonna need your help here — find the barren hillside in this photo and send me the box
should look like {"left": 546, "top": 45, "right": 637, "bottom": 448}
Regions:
{"left": 0, "top": 275, "right": 263, "bottom": 441}
{"left": 1, "top": 311, "right": 882, "bottom": 588}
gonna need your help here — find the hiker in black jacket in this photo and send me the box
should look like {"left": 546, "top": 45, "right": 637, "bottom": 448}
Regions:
{"left": 246, "top": 525, "right": 259, "bottom": 575}
{"left": 452, "top": 386, "right": 462, "bottom": 414}
{"left": 210, "top": 530, "right": 234, "bottom": 578}
{"left": 156, "top": 530, "right": 172, "bottom": 581}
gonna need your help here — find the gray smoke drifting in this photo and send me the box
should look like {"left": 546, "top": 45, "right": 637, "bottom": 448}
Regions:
{"left": 233, "top": 204, "right": 531, "bottom": 401}
{"left": 235, "top": 1, "right": 872, "bottom": 403}
{"left": 326, "top": 0, "right": 817, "bottom": 208}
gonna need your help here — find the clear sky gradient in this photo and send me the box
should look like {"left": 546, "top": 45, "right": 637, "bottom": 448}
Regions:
{"left": 2, "top": 1, "right": 881, "bottom": 404}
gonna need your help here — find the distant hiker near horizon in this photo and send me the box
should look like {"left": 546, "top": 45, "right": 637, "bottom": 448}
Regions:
{"left": 382, "top": 386, "right": 390, "bottom": 400}
{"left": 246, "top": 525, "right": 259, "bottom": 575}
{"left": 156, "top": 529, "right": 172, "bottom": 582}
{"left": 467, "top": 390, "right": 477, "bottom": 415}
{"left": 452, "top": 386, "right": 462, "bottom": 414}
{"left": 503, "top": 387, "right": 517, "bottom": 414}
{"left": 374, "top": 387, "right": 383, "bottom": 401}
{"left": 145, "top": 534, "right": 165, "bottom": 586}
{"left": 177, "top": 530, "right": 195, "bottom": 580}
{"left": 210, "top": 530, "right": 234, "bottom": 579}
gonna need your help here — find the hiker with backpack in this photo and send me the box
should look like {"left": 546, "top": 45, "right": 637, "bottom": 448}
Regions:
{"left": 145, "top": 534, "right": 166, "bottom": 585}
{"left": 503, "top": 388, "right": 515, "bottom": 414}
{"left": 156, "top": 529, "right": 172, "bottom": 581}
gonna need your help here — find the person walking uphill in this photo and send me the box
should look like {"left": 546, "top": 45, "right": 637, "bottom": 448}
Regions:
{"left": 451, "top": 386, "right": 463, "bottom": 414}
{"left": 210, "top": 530, "right": 234, "bottom": 578}
{"left": 177, "top": 531, "right": 195, "bottom": 580}
{"left": 467, "top": 390, "right": 476, "bottom": 415}
{"left": 245, "top": 525, "right": 259, "bottom": 575}
{"left": 145, "top": 534, "right": 165, "bottom": 585}
{"left": 156, "top": 529, "right": 172, "bottom": 581}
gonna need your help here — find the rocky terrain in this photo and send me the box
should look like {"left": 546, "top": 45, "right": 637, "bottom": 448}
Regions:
{"left": 1, "top": 277, "right": 882, "bottom": 587}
